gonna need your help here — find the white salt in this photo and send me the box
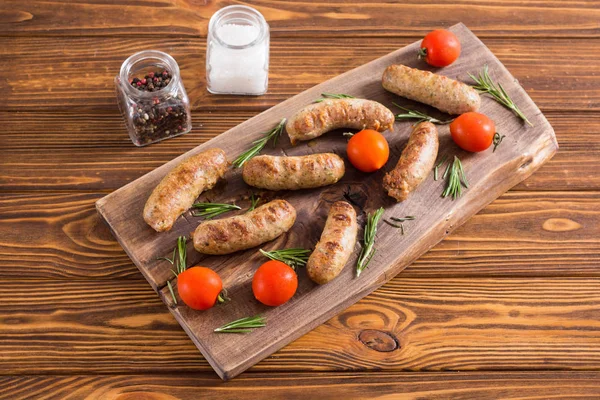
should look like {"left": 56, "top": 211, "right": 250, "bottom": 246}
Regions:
{"left": 217, "top": 23, "right": 259, "bottom": 46}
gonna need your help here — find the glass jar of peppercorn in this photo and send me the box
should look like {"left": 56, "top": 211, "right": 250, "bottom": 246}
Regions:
{"left": 115, "top": 50, "right": 192, "bottom": 146}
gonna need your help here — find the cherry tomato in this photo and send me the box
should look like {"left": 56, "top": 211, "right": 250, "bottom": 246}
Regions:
{"left": 420, "top": 29, "right": 461, "bottom": 67}
{"left": 346, "top": 129, "right": 390, "bottom": 173}
{"left": 252, "top": 260, "right": 297, "bottom": 307}
{"left": 177, "top": 267, "right": 223, "bottom": 310}
{"left": 450, "top": 112, "right": 496, "bottom": 152}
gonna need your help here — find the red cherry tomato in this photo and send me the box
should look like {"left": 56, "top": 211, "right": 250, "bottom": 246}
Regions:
{"left": 252, "top": 260, "right": 297, "bottom": 307}
{"left": 420, "top": 29, "right": 461, "bottom": 67}
{"left": 177, "top": 267, "right": 223, "bottom": 310}
{"left": 346, "top": 129, "right": 390, "bottom": 173}
{"left": 450, "top": 112, "right": 496, "bottom": 152}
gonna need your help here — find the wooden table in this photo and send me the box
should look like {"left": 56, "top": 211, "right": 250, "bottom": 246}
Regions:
{"left": 1, "top": 1, "right": 599, "bottom": 398}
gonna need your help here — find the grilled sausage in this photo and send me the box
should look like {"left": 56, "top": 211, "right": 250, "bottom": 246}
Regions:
{"left": 382, "top": 64, "right": 480, "bottom": 115}
{"left": 306, "top": 201, "right": 358, "bottom": 284}
{"left": 286, "top": 98, "right": 394, "bottom": 145}
{"left": 143, "top": 148, "right": 228, "bottom": 232}
{"left": 242, "top": 153, "right": 345, "bottom": 191}
{"left": 193, "top": 200, "right": 296, "bottom": 255}
{"left": 383, "top": 122, "right": 439, "bottom": 202}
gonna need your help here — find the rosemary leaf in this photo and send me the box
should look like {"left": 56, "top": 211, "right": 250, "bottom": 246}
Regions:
{"left": 390, "top": 216, "right": 415, "bottom": 223}
{"left": 383, "top": 219, "right": 402, "bottom": 228}
{"left": 386, "top": 216, "right": 415, "bottom": 235}
{"left": 233, "top": 119, "right": 287, "bottom": 167}
{"left": 259, "top": 248, "right": 311, "bottom": 269}
{"left": 167, "top": 280, "right": 177, "bottom": 305}
{"left": 433, "top": 155, "right": 448, "bottom": 181}
{"left": 469, "top": 65, "right": 532, "bottom": 126}
{"left": 442, "top": 161, "right": 452, "bottom": 180}
{"left": 156, "top": 248, "right": 176, "bottom": 265}
{"left": 314, "top": 92, "right": 355, "bottom": 103}
{"left": 248, "top": 193, "right": 260, "bottom": 212}
{"left": 493, "top": 132, "right": 506, "bottom": 152}
{"left": 158, "top": 236, "right": 188, "bottom": 274}
{"left": 442, "top": 156, "right": 469, "bottom": 200}
{"left": 175, "top": 236, "right": 187, "bottom": 276}
{"left": 356, "top": 207, "right": 385, "bottom": 277}
{"left": 393, "top": 102, "right": 454, "bottom": 125}
{"left": 214, "top": 315, "right": 266, "bottom": 333}
{"left": 192, "top": 202, "right": 241, "bottom": 219}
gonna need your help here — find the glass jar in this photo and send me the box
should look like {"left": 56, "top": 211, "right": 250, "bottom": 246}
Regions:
{"left": 206, "top": 5, "right": 269, "bottom": 95}
{"left": 115, "top": 50, "right": 192, "bottom": 146}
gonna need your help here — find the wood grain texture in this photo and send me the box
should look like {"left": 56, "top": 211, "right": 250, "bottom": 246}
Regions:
{"left": 0, "top": 110, "right": 595, "bottom": 191}
{"left": 1, "top": 0, "right": 598, "bottom": 394}
{"left": 2, "top": 372, "right": 600, "bottom": 400}
{"left": 2, "top": 191, "right": 600, "bottom": 280}
{"left": 1, "top": 0, "right": 600, "bottom": 37}
{"left": 95, "top": 24, "right": 559, "bottom": 379}
{"left": 1, "top": 37, "right": 598, "bottom": 111}
{"left": 1, "top": 278, "right": 600, "bottom": 374}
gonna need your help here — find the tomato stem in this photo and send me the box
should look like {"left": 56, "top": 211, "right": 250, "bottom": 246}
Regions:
{"left": 217, "top": 289, "right": 230, "bottom": 304}
{"left": 417, "top": 47, "right": 427, "bottom": 59}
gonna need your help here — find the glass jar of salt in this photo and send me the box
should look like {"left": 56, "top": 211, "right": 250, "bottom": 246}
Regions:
{"left": 206, "top": 5, "right": 269, "bottom": 95}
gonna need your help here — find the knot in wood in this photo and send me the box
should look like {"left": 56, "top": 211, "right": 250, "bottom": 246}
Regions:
{"left": 358, "top": 329, "right": 399, "bottom": 352}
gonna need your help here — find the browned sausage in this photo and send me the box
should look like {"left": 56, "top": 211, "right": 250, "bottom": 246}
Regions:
{"left": 306, "top": 201, "right": 358, "bottom": 284}
{"left": 143, "top": 148, "right": 228, "bottom": 232}
{"left": 193, "top": 200, "right": 296, "bottom": 255}
{"left": 242, "top": 153, "right": 345, "bottom": 190}
{"left": 286, "top": 98, "right": 394, "bottom": 145}
{"left": 383, "top": 122, "right": 439, "bottom": 202}
{"left": 382, "top": 64, "right": 480, "bottom": 115}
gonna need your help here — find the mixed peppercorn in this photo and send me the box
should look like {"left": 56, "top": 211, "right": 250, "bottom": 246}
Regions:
{"left": 130, "top": 70, "right": 172, "bottom": 92}
{"left": 123, "top": 69, "right": 190, "bottom": 146}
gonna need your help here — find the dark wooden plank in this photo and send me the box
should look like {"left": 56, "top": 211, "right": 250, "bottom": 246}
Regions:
{"left": 2, "top": 191, "right": 599, "bottom": 280}
{"left": 2, "top": 372, "right": 600, "bottom": 400}
{"left": 1, "top": 278, "right": 599, "bottom": 374}
{"left": 1, "top": 37, "right": 598, "bottom": 111}
{"left": 0, "top": 111, "right": 595, "bottom": 191}
{"left": 1, "top": 0, "right": 599, "bottom": 37}
{"left": 96, "top": 24, "right": 557, "bottom": 379}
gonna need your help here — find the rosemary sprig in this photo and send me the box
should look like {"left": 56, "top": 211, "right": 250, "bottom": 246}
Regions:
{"left": 259, "top": 248, "right": 311, "bottom": 269}
{"left": 493, "top": 132, "right": 506, "bottom": 152}
{"left": 442, "top": 156, "right": 469, "bottom": 200}
{"left": 248, "top": 193, "right": 260, "bottom": 212}
{"left": 160, "top": 236, "right": 188, "bottom": 305}
{"left": 314, "top": 92, "right": 355, "bottom": 103}
{"left": 356, "top": 207, "right": 385, "bottom": 277}
{"left": 433, "top": 156, "right": 448, "bottom": 181}
{"left": 160, "top": 236, "right": 228, "bottom": 307}
{"left": 192, "top": 202, "right": 241, "bottom": 219}
{"left": 393, "top": 102, "right": 454, "bottom": 125}
{"left": 469, "top": 65, "right": 532, "bottom": 126}
{"left": 232, "top": 118, "right": 287, "bottom": 168}
{"left": 214, "top": 315, "right": 266, "bottom": 333}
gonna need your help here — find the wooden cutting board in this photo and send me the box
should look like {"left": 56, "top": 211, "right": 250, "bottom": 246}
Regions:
{"left": 96, "top": 23, "right": 557, "bottom": 380}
